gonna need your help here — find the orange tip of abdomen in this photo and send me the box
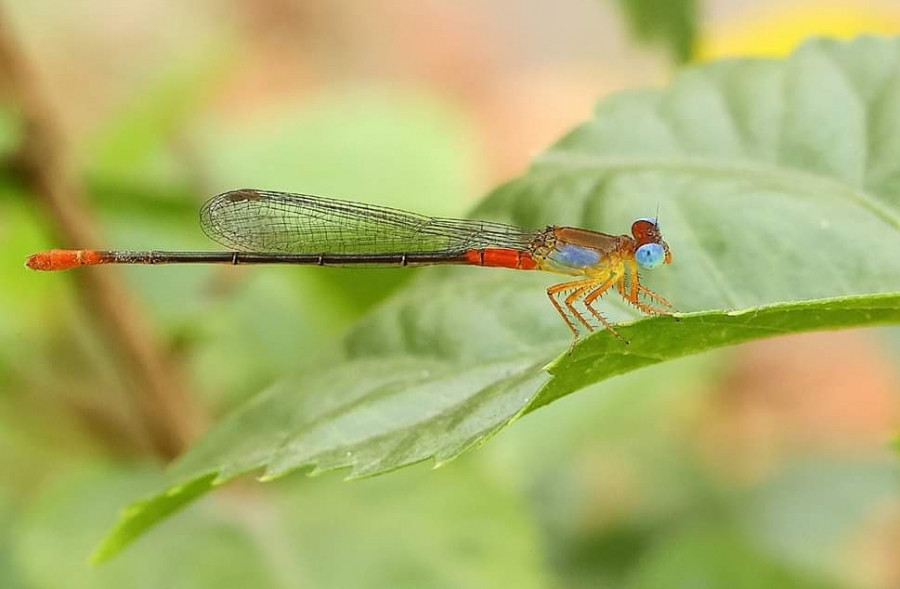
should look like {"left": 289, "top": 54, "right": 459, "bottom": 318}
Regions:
{"left": 25, "top": 249, "right": 102, "bottom": 271}
{"left": 25, "top": 251, "right": 56, "bottom": 271}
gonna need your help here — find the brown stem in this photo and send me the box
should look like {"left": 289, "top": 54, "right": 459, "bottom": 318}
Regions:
{"left": 0, "top": 9, "right": 206, "bottom": 460}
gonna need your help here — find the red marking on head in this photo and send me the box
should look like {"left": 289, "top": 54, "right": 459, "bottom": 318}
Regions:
{"left": 631, "top": 219, "right": 672, "bottom": 265}
{"left": 631, "top": 219, "right": 658, "bottom": 243}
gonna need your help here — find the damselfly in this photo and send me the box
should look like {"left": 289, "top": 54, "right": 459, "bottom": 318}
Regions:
{"left": 26, "top": 189, "right": 675, "bottom": 342}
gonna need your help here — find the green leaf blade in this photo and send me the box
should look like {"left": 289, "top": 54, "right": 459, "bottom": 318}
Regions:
{"left": 94, "top": 292, "right": 900, "bottom": 564}
{"left": 533, "top": 292, "right": 900, "bottom": 411}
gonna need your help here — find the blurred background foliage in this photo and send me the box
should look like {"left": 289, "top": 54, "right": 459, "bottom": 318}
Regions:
{"left": 1, "top": 0, "right": 900, "bottom": 587}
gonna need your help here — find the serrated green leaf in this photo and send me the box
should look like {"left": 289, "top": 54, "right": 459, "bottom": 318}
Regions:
{"left": 93, "top": 354, "right": 553, "bottom": 563}
{"left": 95, "top": 294, "right": 900, "bottom": 563}
{"left": 96, "top": 37, "right": 900, "bottom": 561}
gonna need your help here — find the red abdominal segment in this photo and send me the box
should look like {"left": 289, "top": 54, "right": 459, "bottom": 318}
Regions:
{"left": 463, "top": 248, "right": 538, "bottom": 270}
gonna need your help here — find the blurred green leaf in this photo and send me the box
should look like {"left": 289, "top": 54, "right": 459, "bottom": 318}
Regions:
{"left": 39, "top": 460, "right": 544, "bottom": 587}
{"left": 499, "top": 358, "right": 723, "bottom": 588}
{"left": 0, "top": 200, "right": 67, "bottom": 337}
{"left": 86, "top": 41, "right": 231, "bottom": 190}
{"left": 739, "top": 456, "right": 900, "bottom": 578}
{"left": 97, "top": 37, "right": 900, "bottom": 560}
{"left": 626, "top": 524, "right": 839, "bottom": 589}
{"left": 17, "top": 465, "right": 276, "bottom": 589}
{"left": 268, "top": 463, "right": 546, "bottom": 588}
{"left": 482, "top": 353, "right": 721, "bottom": 478}
{"left": 0, "top": 491, "right": 27, "bottom": 588}
{"left": 609, "top": 0, "right": 697, "bottom": 62}
{"left": 193, "top": 90, "right": 485, "bottom": 308}
{"left": 195, "top": 91, "right": 481, "bottom": 216}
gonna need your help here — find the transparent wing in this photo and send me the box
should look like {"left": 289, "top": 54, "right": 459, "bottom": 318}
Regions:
{"left": 200, "top": 189, "right": 539, "bottom": 254}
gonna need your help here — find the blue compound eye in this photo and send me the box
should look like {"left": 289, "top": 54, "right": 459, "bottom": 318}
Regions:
{"left": 635, "top": 243, "right": 664, "bottom": 269}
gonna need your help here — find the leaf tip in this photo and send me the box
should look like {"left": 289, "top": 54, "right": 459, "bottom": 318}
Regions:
{"left": 90, "top": 472, "right": 220, "bottom": 565}
{"left": 88, "top": 542, "right": 116, "bottom": 567}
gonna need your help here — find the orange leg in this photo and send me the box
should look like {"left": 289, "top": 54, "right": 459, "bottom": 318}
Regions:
{"left": 637, "top": 283, "right": 676, "bottom": 311}
{"left": 563, "top": 284, "right": 599, "bottom": 333}
{"left": 582, "top": 273, "right": 627, "bottom": 343}
{"left": 624, "top": 258, "right": 675, "bottom": 310}
{"left": 621, "top": 258, "right": 675, "bottom": 315}
{"left": 546, "top": 278, "right": 602, "bottom": 340}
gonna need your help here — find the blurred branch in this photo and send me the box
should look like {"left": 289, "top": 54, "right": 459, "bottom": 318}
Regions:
{"left": 0, "top": 8, "right": 206, "bottom": 460}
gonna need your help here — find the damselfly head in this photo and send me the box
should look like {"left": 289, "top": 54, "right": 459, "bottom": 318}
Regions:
{"left": 631, "top": 217, "right": 672, "bottom": 269}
